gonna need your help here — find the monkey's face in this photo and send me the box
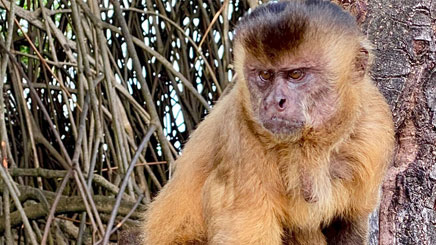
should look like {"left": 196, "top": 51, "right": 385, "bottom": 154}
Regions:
{"left": 234, "top": 0, "right": 363, "bottom": 139}
{"left": 243, "top": 54, "right": 339, "bottom": 137}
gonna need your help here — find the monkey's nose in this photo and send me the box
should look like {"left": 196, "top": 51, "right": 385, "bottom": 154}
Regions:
{"left": 278, "top": 98, "right": 286, "bottom": 110}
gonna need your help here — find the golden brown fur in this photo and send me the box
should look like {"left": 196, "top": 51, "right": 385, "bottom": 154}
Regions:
{"left": 140, "top": 1, "right": 394, "bottom": 244}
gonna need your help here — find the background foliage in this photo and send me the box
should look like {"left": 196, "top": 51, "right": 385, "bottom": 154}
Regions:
{"left": 0, "top": 0, "right": 262, "bottom": 243}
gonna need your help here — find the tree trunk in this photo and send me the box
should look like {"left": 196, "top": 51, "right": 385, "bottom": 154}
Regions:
{"left": 361, "top": 0, "right": 436, "bottom": 244}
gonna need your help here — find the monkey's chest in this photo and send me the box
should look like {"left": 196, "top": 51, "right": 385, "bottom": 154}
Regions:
{"left": 282, "top": 166, "right": 348, "bottom": 229}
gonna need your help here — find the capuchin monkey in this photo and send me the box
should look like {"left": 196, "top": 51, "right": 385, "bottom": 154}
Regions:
{"left": 139, "top": 1, "right": 394, "bottom": 244}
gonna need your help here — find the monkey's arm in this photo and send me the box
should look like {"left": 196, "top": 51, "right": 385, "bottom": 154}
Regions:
{"left": 202, "top": 168, "right": 284, "bottom": 245}
{"left": 140, "top": 120, "right": 222, "bottom": 244}
{"left": 140, "top": 157, "right": 208, "bottom": 244}
{"left": 324, "top": 84, "right": 394, "bottom": 245}
{"left": 140, "top": 99, "right": 233, "bottom": 245}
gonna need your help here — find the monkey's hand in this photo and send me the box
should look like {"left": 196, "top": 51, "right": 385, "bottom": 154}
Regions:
{"left": 322, "top": 216, "right": 369, "bottom": 245}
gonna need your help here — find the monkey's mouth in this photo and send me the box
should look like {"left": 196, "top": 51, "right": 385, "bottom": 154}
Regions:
{"left": 262, "top": 116, "right": 304, "bottom": 135}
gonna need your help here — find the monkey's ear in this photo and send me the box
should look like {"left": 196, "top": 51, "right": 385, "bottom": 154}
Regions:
{"left": 354, "top": 47, "right": 370, "bottom": 78}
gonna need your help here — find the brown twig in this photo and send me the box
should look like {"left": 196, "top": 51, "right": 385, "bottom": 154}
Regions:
{"left": 198, "top": 0, "right": 229, "bottom": 49}
{"left": 101, "top": 124, "right": 157, "bottom": 244}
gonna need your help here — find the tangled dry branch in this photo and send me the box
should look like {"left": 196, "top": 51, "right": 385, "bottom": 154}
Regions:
{"left": 0, "top": 0, "right": 260, "bottom": 243}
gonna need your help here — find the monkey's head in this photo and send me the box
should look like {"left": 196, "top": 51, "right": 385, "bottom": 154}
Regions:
{"left": 233, "top": 0, "right": 370, "bottom": 141}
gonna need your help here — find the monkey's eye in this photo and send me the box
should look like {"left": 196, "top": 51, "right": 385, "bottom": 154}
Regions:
{"left": 259, "top": 70, "right": 273, "bottom": 81}
{"left": 288, "top": 69, "right": 305, "bottom": 81}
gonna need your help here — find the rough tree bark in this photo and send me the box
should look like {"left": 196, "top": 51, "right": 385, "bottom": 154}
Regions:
{"left": 358, "top": 0, "right": 436, "bottom": 244}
